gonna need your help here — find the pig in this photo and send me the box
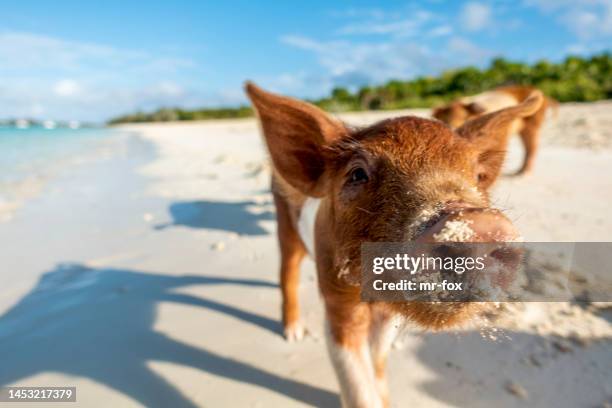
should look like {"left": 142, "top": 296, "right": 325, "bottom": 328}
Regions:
{"left": 432, "top": 85, "right": 556, "bottom": 175}
{"left": 246, "top": 82, "right": 542, "bottom": 407}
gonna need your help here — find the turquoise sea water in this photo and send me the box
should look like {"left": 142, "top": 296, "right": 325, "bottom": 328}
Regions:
{"left": 0, "top": 126, "right": 118, "bottom": 214}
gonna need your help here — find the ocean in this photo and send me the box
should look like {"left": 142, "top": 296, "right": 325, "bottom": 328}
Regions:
{"left": 0, "top": 126, "right": 120, "bottom": 221}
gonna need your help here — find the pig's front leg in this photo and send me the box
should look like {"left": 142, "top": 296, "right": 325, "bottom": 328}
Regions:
{"left": 325, "top": 303, "right": 384, "bottom": 408}
{"left": 369, "top": 306, "right": 403, "bottom": 408}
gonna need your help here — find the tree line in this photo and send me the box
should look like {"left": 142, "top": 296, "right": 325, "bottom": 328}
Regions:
{"left": 108, "top": 52, "right": 611, "bottom": 124}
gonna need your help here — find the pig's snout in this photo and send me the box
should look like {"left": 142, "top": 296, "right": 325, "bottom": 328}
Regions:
{"left": 416, "top": 207, "right": 523, "bottom": 295}
{"left": 417, "top": 207, "right": 520, "bottom": 244}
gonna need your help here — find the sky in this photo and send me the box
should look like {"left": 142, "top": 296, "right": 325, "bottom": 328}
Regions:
{"left": 1, "top": 0, "right": 611, "bottom": 122}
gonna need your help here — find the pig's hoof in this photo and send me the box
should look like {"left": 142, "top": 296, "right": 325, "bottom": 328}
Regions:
{"left": 283, "top": 321, "right": 306, "bottom": 342}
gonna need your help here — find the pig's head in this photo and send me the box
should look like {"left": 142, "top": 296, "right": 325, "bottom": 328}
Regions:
{"left": 432, "top": 101, "right": 486, "bottom": 128}
{"left": 246, "top": 82, "right": 542, "bottom": 329}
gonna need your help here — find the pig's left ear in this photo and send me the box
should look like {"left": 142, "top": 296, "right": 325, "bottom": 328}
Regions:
{"left": 245, "top": 82, "right": 347, "bottom": 197}
{"left": 456, "top": 90, "right": 543, "bottom": 189}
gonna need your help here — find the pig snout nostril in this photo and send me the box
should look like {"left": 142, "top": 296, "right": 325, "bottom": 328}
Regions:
{"left": 489, "top": 247, "right": 522, "bottom": 270}
{"left": 482, "top": 245, "right": 524, "bottom": 292}
{"left": 431, "top": 243, "right": 471, "bottom": 259}
{"left": 432, "top": 244, "right": 454, "bottom": 258}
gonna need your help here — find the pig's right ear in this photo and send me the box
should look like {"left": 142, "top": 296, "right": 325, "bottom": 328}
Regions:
{"left": 245, "top": 82, "right": 347, "bottom": 197}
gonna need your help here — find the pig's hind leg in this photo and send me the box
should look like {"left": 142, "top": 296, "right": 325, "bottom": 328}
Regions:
{"left": 517, "top": 106, "right": 546, "bottom": 175}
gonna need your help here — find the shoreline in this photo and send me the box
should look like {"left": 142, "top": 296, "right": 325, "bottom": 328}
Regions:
{"left": 0, "top": 128, "right": 136, "bottom": 223}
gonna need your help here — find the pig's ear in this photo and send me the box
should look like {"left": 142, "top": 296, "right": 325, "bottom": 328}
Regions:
{"left": 457, "top": 90, "right": 543, "bottom": 189}
{"left": 245, "top": 82, "right": 347, "bottom": 197}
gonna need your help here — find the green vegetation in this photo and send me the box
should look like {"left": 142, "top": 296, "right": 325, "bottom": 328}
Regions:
{"left": 108, "top": 106, "right": 252, "bottom": 124}
{"left": 108, "top": 52, "right": 612, "bottom": 124}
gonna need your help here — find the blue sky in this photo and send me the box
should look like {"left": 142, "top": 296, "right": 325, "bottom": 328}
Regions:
{"left": 1, "top": 0, "right": 611, "bottom": 122}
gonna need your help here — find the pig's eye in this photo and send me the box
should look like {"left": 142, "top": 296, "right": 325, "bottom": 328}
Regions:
{"left": 348, "top": 167, "right": 369, "bottom": 185}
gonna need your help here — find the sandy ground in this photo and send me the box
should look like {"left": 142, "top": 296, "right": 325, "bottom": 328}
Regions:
{"left": 1, "top": 102, "right": 611, "bottom": 407}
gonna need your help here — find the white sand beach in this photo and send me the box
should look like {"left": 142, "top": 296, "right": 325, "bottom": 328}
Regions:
{"left": 1, "top": 103, "right": 611, "bottom": 407}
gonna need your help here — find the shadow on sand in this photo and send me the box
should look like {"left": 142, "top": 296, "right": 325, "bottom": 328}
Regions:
{"left": 0, "top": 263, "right": 338, "bottom": 407}
{"left": 155, "top": 200, "right": 275, "bottom": 235}
{"left": 412, "top": 326, "right": 611, "bottom": 407}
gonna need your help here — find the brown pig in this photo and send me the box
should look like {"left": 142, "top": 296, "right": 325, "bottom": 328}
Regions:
{"left": 246, "top": 82, "right": 542, "bottom": 408}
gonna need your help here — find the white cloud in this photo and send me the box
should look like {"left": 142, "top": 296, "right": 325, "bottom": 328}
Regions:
{"left": 280, "top": 35, "right": 327, "bottom": 52}
{"left": 329, "top": 8, "right": 389, "bottom": 20}
{"left": 335, "top": 9, "right": 433, "bottom": 38}
{"left": 0, "top": 32, "right": 194, "bottom": 74}
{"left": 280, "top": 34, "right": 492, "bottom": 96}
{"left": 153, "top": 81, "right": 185, "bottom": 98}
{"left": 447, "top": 37, "right": 492, "bottom": 60}
{"left": 53, "top": 79, "right": 81, "bottom": 97}
{"left": 428, "top": 25, "right": 453, "bottom": 37}
{"left": 0, "top": 31, "right": 198, "bottom": 121}
{"left": 280, "top": 2, "right": 495, "bottom": 97}
{"left": 337, "top": 19, "right": 422, "bottom": 37}
{"left": 526, "top": 0, "right": 612, "bottom": 39}
{"left": 564, "top": 41, "right": 611, "bottom": 56}
{"left": 561, "top": 7, "right": 612, "bottom": 39}
{"left": 0, "top": 78, "right": 196, "bottom": 122}
{"left": 524, "top": 0, "right": 584, "bottom": 12}
{"left": 281, "top": 36, "right": 432, "bottom": 84}
{"left": 460, "top": 2, "right": 492, "bottom": 31}
{"left": 566, "top": 11, "right": 600, "bottom": 38}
